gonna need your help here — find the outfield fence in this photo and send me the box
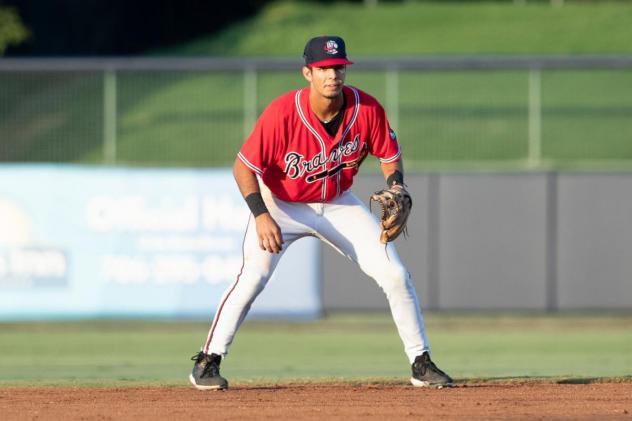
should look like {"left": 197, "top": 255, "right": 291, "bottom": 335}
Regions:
{"left": 1, "top": 56, "right": 632, "bottom": 170}
{"left": 326, "top": 172, "right": 632, "bottom": 312}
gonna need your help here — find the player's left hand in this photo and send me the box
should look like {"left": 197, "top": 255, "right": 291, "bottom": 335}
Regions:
{"left": 370, "top": 184, "right": 412, "bottom": 243}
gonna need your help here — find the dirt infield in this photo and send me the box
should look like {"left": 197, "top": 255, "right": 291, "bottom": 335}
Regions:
{"left": 2, "top": 382, "right": 631, "bottom": 420}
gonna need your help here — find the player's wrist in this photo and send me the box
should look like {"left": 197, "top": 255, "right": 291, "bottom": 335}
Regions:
{"left": 386, "top": 170, "right": 404, "bottom": 187}
{"left": 254, "top": 211, "right": 271, "bottom": 220}
{"left": 245, "top": 192, "right": 269, "bottom": 218}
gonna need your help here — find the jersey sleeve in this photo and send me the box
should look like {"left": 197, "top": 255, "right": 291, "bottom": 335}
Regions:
{"left": 368, "top": 102, "right": 401, "bottom": 164}
{"left": 237, "top": 104, "right": 281, "bottom": 176}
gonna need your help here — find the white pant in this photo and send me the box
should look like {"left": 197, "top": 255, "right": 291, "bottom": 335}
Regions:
{"left": 202, "top": 186, "right": 430, "bottom": 364}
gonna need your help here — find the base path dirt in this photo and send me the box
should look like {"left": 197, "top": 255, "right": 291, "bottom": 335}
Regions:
{"left": 2, "top": 382, "right": 632, "bottom": 420}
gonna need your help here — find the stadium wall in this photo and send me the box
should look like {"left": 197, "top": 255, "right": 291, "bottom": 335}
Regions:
{"left": 1, "top": 166, "right": 630, "bottom": 319}
{"left": 323, "top": 173, "right": 632, "bottom": 312}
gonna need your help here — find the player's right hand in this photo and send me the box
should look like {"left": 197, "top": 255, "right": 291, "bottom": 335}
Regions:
{"left": 254, "top": 213, "right": 284, "bottom": 253}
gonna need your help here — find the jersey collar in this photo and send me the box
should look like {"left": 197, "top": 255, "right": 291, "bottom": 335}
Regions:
{"left": 298, "top": 86, "right": 358, "bottom": 142}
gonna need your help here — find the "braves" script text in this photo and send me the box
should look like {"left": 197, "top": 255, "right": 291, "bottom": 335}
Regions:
{"left": 284, "top": 135, "right": 362, "bottom": 179}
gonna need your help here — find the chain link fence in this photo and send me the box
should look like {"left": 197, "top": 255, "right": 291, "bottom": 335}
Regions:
{"left": 1, "top": 56, "right": 631, "bottom": 170}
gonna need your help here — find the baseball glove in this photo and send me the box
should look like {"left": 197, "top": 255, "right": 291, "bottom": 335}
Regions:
{"left": 370, "top": 184, "right": 412, "bottom": 244}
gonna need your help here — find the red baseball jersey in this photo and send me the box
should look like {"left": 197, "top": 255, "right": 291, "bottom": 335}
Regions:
{"left": 238, "top": 85, "right": 401, "bottom": 203}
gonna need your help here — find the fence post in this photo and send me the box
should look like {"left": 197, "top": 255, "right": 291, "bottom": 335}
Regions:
{"left": 103, "top": 68, "right": 117, "bottom": 165}
{"left": 427, "top": 173, "right": 441, "bottom": 310}
{"left": 385, "top": 65, "right": 400, "bottom": 132}
{"left": 545, "top": 172, "right": 558, "bottom": 312}
{"left": 528, "top": 68, "right": 542, "bottom": 168}
{"left": 244, "top": 66, "right": 258, "bottom": 140}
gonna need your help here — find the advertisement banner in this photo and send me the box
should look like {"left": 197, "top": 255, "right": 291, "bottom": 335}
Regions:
{"left": 0, "top": 165, "right": 321, "bottom": 320}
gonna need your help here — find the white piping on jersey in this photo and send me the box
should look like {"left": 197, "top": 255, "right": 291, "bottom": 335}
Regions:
{"left": 237, "top": 152, "right": 263, "bottom": 175}
{"left": 336, "top": 86, "right": 360, "bottom": 197}
{"left": 294, "top": 87, "right": 361, "bottom": 201}
{"left": 295, "top": 89, "right": 328, "bottom": 201}
{"left": 379, "top": 147, "right": 401, "bottom": 164}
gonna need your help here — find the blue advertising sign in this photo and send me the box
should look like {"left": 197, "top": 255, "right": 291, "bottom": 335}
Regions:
{"left": 0, "top": 165, "right": 322, "bottom": 320}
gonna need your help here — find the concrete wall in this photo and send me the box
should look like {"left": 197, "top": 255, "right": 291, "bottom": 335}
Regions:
{"left": 557, "top": 175, "right": 632, "bottom": 309}
{"left": 322, "top": 173, "right": 632, "bottom": 311}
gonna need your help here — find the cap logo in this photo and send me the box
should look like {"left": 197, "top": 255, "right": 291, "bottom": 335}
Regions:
{"left": 324, "top": 40, "right": 339, "bottom": 55}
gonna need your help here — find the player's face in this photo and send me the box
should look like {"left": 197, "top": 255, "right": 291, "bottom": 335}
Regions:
{"left": 303, "top": 65, "right": 346, "bottom": 99}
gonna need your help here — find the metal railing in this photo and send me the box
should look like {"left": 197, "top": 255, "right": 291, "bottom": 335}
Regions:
{"left": 1, "top": 55, "right": 632, "bottom": 169}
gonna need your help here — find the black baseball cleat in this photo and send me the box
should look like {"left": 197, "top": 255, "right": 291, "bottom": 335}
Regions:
{"left": 189, "top": 351, "right": 229, "bottom": 390}
{"left": 410, "top": 352, "right": 454, "bottom": 388}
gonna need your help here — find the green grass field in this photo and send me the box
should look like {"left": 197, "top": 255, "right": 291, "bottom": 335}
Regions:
{"left": 2, "top": 1, "right": 632, "bottom": 169}
{"left": 1, "top": 313, "right": 630, "bottom": 386}
{"left": 163, "top": 1, "right": 632, "bottom": 56}
{"left": 3, "top": 69, "right": 631, "bottom": 169}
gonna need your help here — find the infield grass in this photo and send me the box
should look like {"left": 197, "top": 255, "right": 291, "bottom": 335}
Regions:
{"left": 1, "top": 313, "right": 630, "bottom": 387}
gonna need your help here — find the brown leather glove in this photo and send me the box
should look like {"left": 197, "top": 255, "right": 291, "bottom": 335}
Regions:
{"left": 370, "top": 184, "right": 412, "bottom": 244}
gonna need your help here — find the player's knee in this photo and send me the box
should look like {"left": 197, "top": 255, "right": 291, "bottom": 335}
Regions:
{"left": 233, "top": 270, "right": 270, "bottom": 298}
{"left": 377, "top": 266, "right": 411, "bottom": 297}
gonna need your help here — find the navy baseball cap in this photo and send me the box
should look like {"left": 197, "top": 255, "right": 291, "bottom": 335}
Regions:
{"left": 303, "top": 35, "right": 354, "bottom": 68}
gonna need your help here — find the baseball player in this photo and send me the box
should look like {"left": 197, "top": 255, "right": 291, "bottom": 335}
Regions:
{"left": 190, "top": 35, "right": 453, "bottom": 390}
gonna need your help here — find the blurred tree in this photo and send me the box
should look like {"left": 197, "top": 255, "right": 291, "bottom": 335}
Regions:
{"left": 2, "top": 0, "right": 269, "bottom": 56}
{"left": 0, "top": 5, "right": 28, "bottom": 55}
